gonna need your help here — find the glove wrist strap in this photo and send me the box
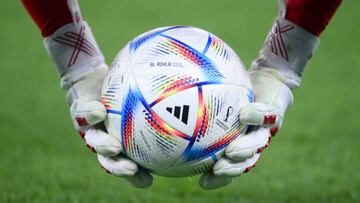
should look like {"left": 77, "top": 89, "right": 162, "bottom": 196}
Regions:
{"left": 251, "top": 17, "right": 319, "bottom": 89}
{"left": 44, "top": 21, "right": 107, "bottom": 90}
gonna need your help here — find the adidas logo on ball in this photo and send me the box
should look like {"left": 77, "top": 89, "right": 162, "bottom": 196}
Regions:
{"left": 166, "top": 105, "right": 190, "bottom": 124}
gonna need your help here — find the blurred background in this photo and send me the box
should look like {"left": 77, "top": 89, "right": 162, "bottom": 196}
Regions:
{"left": 0, "top": 0, "right": 359, "bottom": 202}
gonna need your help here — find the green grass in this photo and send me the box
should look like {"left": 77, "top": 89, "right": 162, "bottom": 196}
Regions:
{"left": 1, "top": 0, "right": 359, "bottom": 202}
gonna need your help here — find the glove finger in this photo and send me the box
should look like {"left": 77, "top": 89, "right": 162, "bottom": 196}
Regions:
{"left": 199, "top": 171, "right": 234, "bottom": 190}
{"left": 213, "top": 154, "right": 260, "bottom": 176}
{"left": 225, "top": 127, "right": 270, "bottom": 161}
{"left": 83, "top": 128, "right": 122, "bottom": 156}
{"left": 124, "top": 169, "right": 153, "bottom": 189}
{"left": 72, "top": 100, "right": 107, "bottom": 129}
{"left": 98, "top": 154, "right": 138, "bottom": 177}
{"left": 240, "top": 102, "right": 282, "bottom": 127}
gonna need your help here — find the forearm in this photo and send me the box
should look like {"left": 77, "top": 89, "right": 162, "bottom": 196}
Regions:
{"left": 285, "top": 0, "right": 342, "bottom": 37}
{"left": 21, "top": 0, "right": 73, "bottom": 37}
{"left": 252, "top": 0, "right": 343, "bottom": 89}
{"left": 21, "top": 0, "right": 106, "bottom": 90}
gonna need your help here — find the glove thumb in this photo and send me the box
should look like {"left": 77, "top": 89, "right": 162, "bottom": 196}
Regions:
{"left": 71, "top": 99, "right": 107, "bottom": 128}
{"left": 240, "top": 102, "right": 282, "bottom": 127}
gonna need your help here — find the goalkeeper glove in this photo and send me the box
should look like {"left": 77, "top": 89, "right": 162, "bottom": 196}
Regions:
{"left": 199, "top": 15, "right": 319, "bottom": 189}
{"left": 44, "top": 19, "right": 152, "bottom": 188}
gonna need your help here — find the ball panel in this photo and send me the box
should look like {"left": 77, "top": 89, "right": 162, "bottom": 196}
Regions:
{"left": 155, "top": 155, "right": 216, "bottom": 177}
{"left": 204, "top": 35, "right": 251, "bottom": 88}
{"left": 131, "top": 68, "right": 205, "bottom": 108}
{"left": 121, "top": 86, "right": 190, "bottom": 170}
{"left": 151, "top": 87, "right": 199, "bottom": 136}
{"left": 175, "top": 85, "right": 250, "bottom": 163}
{"left": 151, "top": 85, "right": 251, "bottom": 177}
{"left": 129, "top": 26, "right": 190, "bottom": 53}
{"left": 161, "top": 27, "right": 210, "bottom": 53}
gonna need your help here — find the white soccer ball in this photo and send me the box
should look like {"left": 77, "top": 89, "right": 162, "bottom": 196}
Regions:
{"left": 101, "top": 26, "right": 253, "bottom": 177}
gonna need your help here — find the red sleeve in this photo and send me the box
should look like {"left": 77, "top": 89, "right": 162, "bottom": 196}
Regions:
{"left": 21, "top": 0, "right": 73, "bottom": 37}
{"left": 285, "top": 0, "right": 343, "bottom": 36}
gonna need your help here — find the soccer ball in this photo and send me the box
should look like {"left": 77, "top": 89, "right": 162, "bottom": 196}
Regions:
{"left": 101, "top": 26, "right": 253, "bottom": 177}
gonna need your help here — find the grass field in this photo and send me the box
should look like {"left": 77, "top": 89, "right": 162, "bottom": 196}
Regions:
{"left": 1, "top": 0, "right": 359, "bottom": 202}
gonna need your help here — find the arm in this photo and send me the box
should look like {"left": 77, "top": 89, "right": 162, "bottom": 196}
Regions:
{"left": 200, "top": 0, "right": 343, "bottom": 189}
{"left": 21, "top": 0, "right": 152, "bottom": 188}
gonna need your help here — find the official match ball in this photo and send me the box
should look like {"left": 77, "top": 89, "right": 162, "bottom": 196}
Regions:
{"left": 101, "top": 26, "right": 253, "bottom": 177}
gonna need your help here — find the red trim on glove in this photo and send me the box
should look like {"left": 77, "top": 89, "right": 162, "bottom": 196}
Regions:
{"left": 76, "top": 117, "right": 89, "bottom": 127}
{"left": 99, "top": 163, "right": 111, "bottom": 174}
{"left": 263, "top": 115, "right": 276, "bottom": 125}
{"left": 86, "top": 144, "right": 96, "bottom": 153}
{"left": 79, "top": 131, "right": 86, "bottom": 139}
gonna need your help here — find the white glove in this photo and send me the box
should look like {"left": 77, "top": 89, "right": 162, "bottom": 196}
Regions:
{"left": 199, "top": 69, "right": 293, "bottom": 189}
{"left": 199, "top": 13, "right": 319, "bottom": 189}
{"left": 64, "top": 66, "right": 153, "bottom": 188}
{"left": 43, "top": 8, "right": 153, "bottom": 188}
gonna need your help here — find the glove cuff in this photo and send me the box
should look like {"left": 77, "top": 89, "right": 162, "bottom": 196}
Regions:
{"left": 251, "top": 16, "right": 319, "bottom": 89}
{"left": 43, "top": 21, "right": 107, "bottom": 90}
